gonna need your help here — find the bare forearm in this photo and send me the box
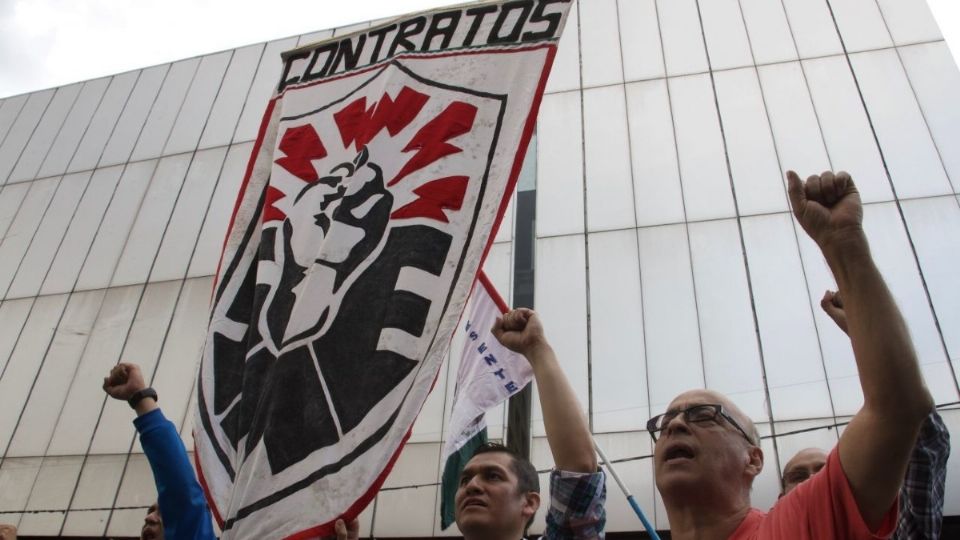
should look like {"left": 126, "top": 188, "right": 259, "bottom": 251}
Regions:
{"left": 528, "top": 343, "right": 596, "bottom": 473}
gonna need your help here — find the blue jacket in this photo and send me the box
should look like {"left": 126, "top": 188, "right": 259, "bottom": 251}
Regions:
{"left": 134, "top": 408, "right": 217, "bottom": 540}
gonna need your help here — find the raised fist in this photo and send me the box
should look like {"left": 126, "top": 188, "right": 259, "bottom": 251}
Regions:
{"left": 491, "top": 308, "right": 548, "bottom": 357}
{"left": 102, "top": 362, "right": 147, "bottom": 401}
{"left": 786, "top": 170, "right": 863, "bottom": 249}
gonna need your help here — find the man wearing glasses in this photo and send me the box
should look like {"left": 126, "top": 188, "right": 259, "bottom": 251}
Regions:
{"left": 646, "top": 170, "right": 935, "bottom": 539}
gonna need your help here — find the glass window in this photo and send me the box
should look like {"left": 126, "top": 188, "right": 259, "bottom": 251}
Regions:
{"left": 849, "top": 49, "right": 951, "bottom": 198}
{"left": 583, "top": 85, "right": 635, "bottom": 231}
{"left": 714, "top": 68, "right": 789, "bottom": 216}
{"left": 40, "top": 166, "right": 124, "bottom": 295}
{"left": 668, "top": 74, "right": 735, "bottom": 222}
{"left": 198, "top": 44, "right": 265, "bottom": 150}
{"left": 67, "top": 72, "right": 139, "bottom": 173}
{"left": 234, "top": 37, "right": 299, "bottom": 143}
{"left": 828, "top": 0, "right": 893, "bottom": 53}
{"left": 625, "top": 80, "right": 685, "bottom": 227}
{"left": 780, "top": 0, "right": 843, "bottom": 59}
{"left": 739, "top": 0, "right": 798, "bottom": 65}
{"left": 618, "top": 0, "right": 665, "bottom": 82}
{"left": 151, "top": 147, "right": 229, "bottom": 282}
{"left": 656, "top": 0, "right": 708, "bottom": 76}
{"left": 8, "top": 84, "right": 83, "bottom": 183}
{"left": 99, "top": 65, "right": 169, "bottom": 167}
{"left": 580, "top": 0, "right": 624, "bottom": 88}
{"left": 164, "top": 51, "right": 233, "bottom": 156}
{"left": 111, "top": 154, "right": 191, "bottom": 287}
{"left": 698, "top": 0, "right": 753, "bottom": 71}
{"left": 37, "top": 78, "right": 111, "bottom": 179}
{"left": 0, "top": 89, "right": 56, "bottom": 185}
{"left": 535, "top": 92, "right": 583, "bottom": 238}
{"left": 8, "top": 172, "right": 91, "bottom": 299}
{"left": 588, "top": 229, "right": 646, "bottom": 432}
{"left": 130, "top": 58, "right": 202, "bottom": 161}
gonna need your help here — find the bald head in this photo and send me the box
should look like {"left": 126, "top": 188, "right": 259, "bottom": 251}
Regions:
{"left": 667, "top": 389, "right": 760, "bottom": 445}
{"left": 781, "top": 447, "right": 828, "bottom": 495}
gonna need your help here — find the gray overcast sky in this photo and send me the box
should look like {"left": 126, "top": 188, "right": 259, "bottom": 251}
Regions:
{"left": 1, "top": 0, "right": 958, "bottom": 99}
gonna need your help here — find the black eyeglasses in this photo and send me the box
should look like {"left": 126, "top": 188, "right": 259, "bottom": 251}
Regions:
{"left": 646, "top": 404, "right": 755, "bottom": 444}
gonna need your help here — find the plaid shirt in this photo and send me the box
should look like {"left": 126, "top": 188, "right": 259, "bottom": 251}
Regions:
{"left": 893, "top": 411, "right": 950, "bottom": 540}
{"left": 543, "top": 469, "right": 606, "bottom": 539}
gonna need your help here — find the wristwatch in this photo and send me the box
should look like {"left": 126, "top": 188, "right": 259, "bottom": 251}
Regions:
{"left": 128, "top": 387, "right": 158, "bottom": 409}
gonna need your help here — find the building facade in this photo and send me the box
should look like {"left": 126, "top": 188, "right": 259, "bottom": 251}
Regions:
{"left": 0, "top": 0, "right": 958, "bottom": 536}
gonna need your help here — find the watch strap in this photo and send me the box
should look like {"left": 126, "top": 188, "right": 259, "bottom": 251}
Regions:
{"left": 128, "top": 387, "right": 158, "bottom": 409}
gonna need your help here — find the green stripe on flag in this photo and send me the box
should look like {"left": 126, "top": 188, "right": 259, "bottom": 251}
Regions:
{"left": 440, "top": 428, "right": 489, "bottom": 529}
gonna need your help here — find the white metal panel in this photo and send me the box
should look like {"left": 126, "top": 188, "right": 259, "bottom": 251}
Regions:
{"left": 535, "top": 92, "right": 584, "bottom": 237}
{"left": 863, "top": 202, "right": 957, "bottom": 404}
{"left": 698, "top": 0, "right": 752, "bottom": 71}
{"left": 533, "top": 234, "right": 588, "bottom": 436}
{"left": 165, "top": 51, "right": 232, "bottom": 156}
{"left": 106, "top": 508, "right": 150, "bottom": 539}
{"left": 688, "top": 219, "right": 768, "bottom": 422}
{"left": 780, "top": 0, "right": 843, "bottom": 59}
{"left": 89, "top": 280, "right": 180, "bottom": 454}
{"left": 0, "top": 89, "right": 55, "bottom": 185}
{"left": 0, "top": 177, "right": 59, "bottom": 298}
{"left": 625, "top": 80, "right": 684, "bottom": 227}
{"left": 46, "top": 285, "right": 140, "bottom": 456}
{"left": 899, "top": 42, "right": 960, "bottom": 190}
{"left": 828, "top": 0, "right": 893, "bottom": 53}
{"left": 850, "top": 49, "right": 952, "bottom": 198}
{"left": 583, "top": 85, "right": 635, "bottom": 231}
{"left": 113, "top": 454, "right": 157, "bottom": 510}
{"left": 589, "top": 432, "right": 655, "bottom": 532}
{"left": 802, "top": 56, "right": 892, "bottom": 203}
{"left": 741, "top": 213, "right": 833, "bottom": 421}
{"left": 112, "top": 154, "right": 191, "bottom": 287}
{"left": 40, "top": 166, "right": 124, "bottom": 295}
{"left": 297, "top": 29, "right": 334, "bottom": 47}
{"left": 37, "top": 78, "right": 111, "bottom": 179}
{"left": 6, "top": 290, "right": 103, "bottom": 457}
{"left": 668, "top": 74, "right": 735, "bottom": 222}
{"left": 545, "top": 0, "right": 580, "bottom": 94}
{"left": 714, "top": 68, "right": 789, "bottom": 216}
{"left": 875, "top": 0, "right": 941, "bottom": 45}
{"left": 656, "top": 0, "right": 708, "bottom": 76}
{"left": 0, "top": 293, "right": 69, "bottom": 448}
{"left": 739, "top": 0, "right": 798, "bottom": 65}
{"left": 130, "top": 58, "right": 202, "bottom": 161}
{"left": 618, "top": 0, "right": 664, "bottom": 82}
{"left": 187, "top": 142, "right": 252, "bottom": 278}
{"left": 67, "top": 454, "right": 127, "bottom": 515}
{"left": 152, "top": 147, "right": 228, "bottom": 282}
{"left": 901, "top": 197, "right": 960, "bottom": 367}
{"left": 493, "top": 190, "right": 515, "bottom": 244}
{"left": 233, "top": 37, "right": 299, "bottom": 143}
{"left": 637, "top": 224, "right": 703, "bottom": 411}
{"left": 0, "top": 457, "right": 42, "bottom": 524}
{"left": 374, "top": 443, "right": 439, "bottom": 536}
{"left": 757, "top": 62, "right": 832, "bottom": 176}
{"left": 75, "top": 160, "right": 157, "bottom": 291}
{"left": 199, "top": 44, "right": 264, "bottom": 149}
{"left": 0, "top": 183, "right": 30, "bottom": 240}
{"left": 482, "top": 242, "right": 512, "bottom": 298}
{"left": 0, "top": 298, "right": 32, "bottom": 379}
{"left": 67, "top": 71, "right": 139, "bottom": 173}
{"left": 7, "top": 172, "right": 91, "bottom": 299}
{"left": 8, "top": 84, "right": 82, "bottom": 183}
{"left": 61, "top": 510, "right": 110, "bottom": 537}
{"left": 411, "top": 343, "right": 447, "bottom": 443}
{"left": 587, "top": 229, "right": 646, "bottom": 432}
{"left": 17, "top": 455, "right": 83, "bottom": 535}
{"left": 99, "top": 65, "right": 169, "bottom": 167}
{"left": 0, "top": 94, "right": 29, "bottom": 144}
{"left": 579, "top": 0, "right": 623, "bottom": 88}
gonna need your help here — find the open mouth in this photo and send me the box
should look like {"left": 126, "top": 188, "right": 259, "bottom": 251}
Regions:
{"left": 461, "top": 498, "right": 487, "bottom": 510}
{"left": 664, "top": 444, "right": 696, "bottom": 462}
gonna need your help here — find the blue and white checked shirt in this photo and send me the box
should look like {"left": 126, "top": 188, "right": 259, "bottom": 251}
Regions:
{"left": 543, "top": 469, "right": 607, "bottom": 539}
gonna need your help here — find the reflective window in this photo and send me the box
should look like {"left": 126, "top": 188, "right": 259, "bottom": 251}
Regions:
{"left": 535, "top": 92, "right": 583, "bottom": 237}
{"left": 583, "top": 85, "right": 635, "bottom": 231}
{"left": 164, "top": 51, "right": 233, "bottom": 156}
{"left": 656, "top": 0, "right": 707, "bottom": 76}
{"left": 8, "top": 83, "right": 82, "bottom": 183}
{"left": 99, "top": 65, "right": 169, "bottom": 167}
{"left": 234, "top": 37, "right": 299, "bottom": 143}
{"left": 198, "top": 44, "right": 265, "bottom": 149}
{"left": 0, "top": 89, "right": 56, "bottom": 185}
{"left": 618, "top": 0, "right": 665, "bottom": 82}
{"left": 37, "top": 78, "right": 111, "bottom": 179}
{"left": 580, "top": 0, "right": 624, "bottom": 88}
{"left": 698, "top": 0, "right": 752, "bottom": 71}
{"left": 850, "top": 49, "right": 951, "bottom": 198}
{"left": 739, "top": 0, "right": 798, "bottom": 65}
{"left": 67, "top": 72, "right": 139, "bottom": 173}
{"left": 714, "top": 68, "right": 788, "bottom": 216}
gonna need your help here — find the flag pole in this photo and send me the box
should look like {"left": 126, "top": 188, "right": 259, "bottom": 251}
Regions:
{"left": 594, "top": 441, "right": 661, "bottom": 540}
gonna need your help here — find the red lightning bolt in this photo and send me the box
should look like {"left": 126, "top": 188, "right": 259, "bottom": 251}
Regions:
{"left": 274, "top": 124, "right": 327, "bottom": 182}
{"left": 263, "top": 186, "right": 286, "bottom": 223}
{"left": 334, "top": 86, "right": 429, "bottom": 151}
{"left": 389, "top": 101, "right": 477, "bottom": 187}
{"left": 390, "top": 176, "right": 469, "bottom": 223}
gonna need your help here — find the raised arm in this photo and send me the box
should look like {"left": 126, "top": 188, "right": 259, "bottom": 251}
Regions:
{"left": 492, "top": 308, "right": 596, "bottom": 473}
{"left": 787, "top": 170, "right": 934, "bottom": 528}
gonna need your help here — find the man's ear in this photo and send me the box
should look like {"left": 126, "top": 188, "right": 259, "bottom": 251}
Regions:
{"left": 746, "top": 445, "right": 764, "bottom": 478}
{"left": 522, "top": 491, "right": 541, "bottom": 519}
